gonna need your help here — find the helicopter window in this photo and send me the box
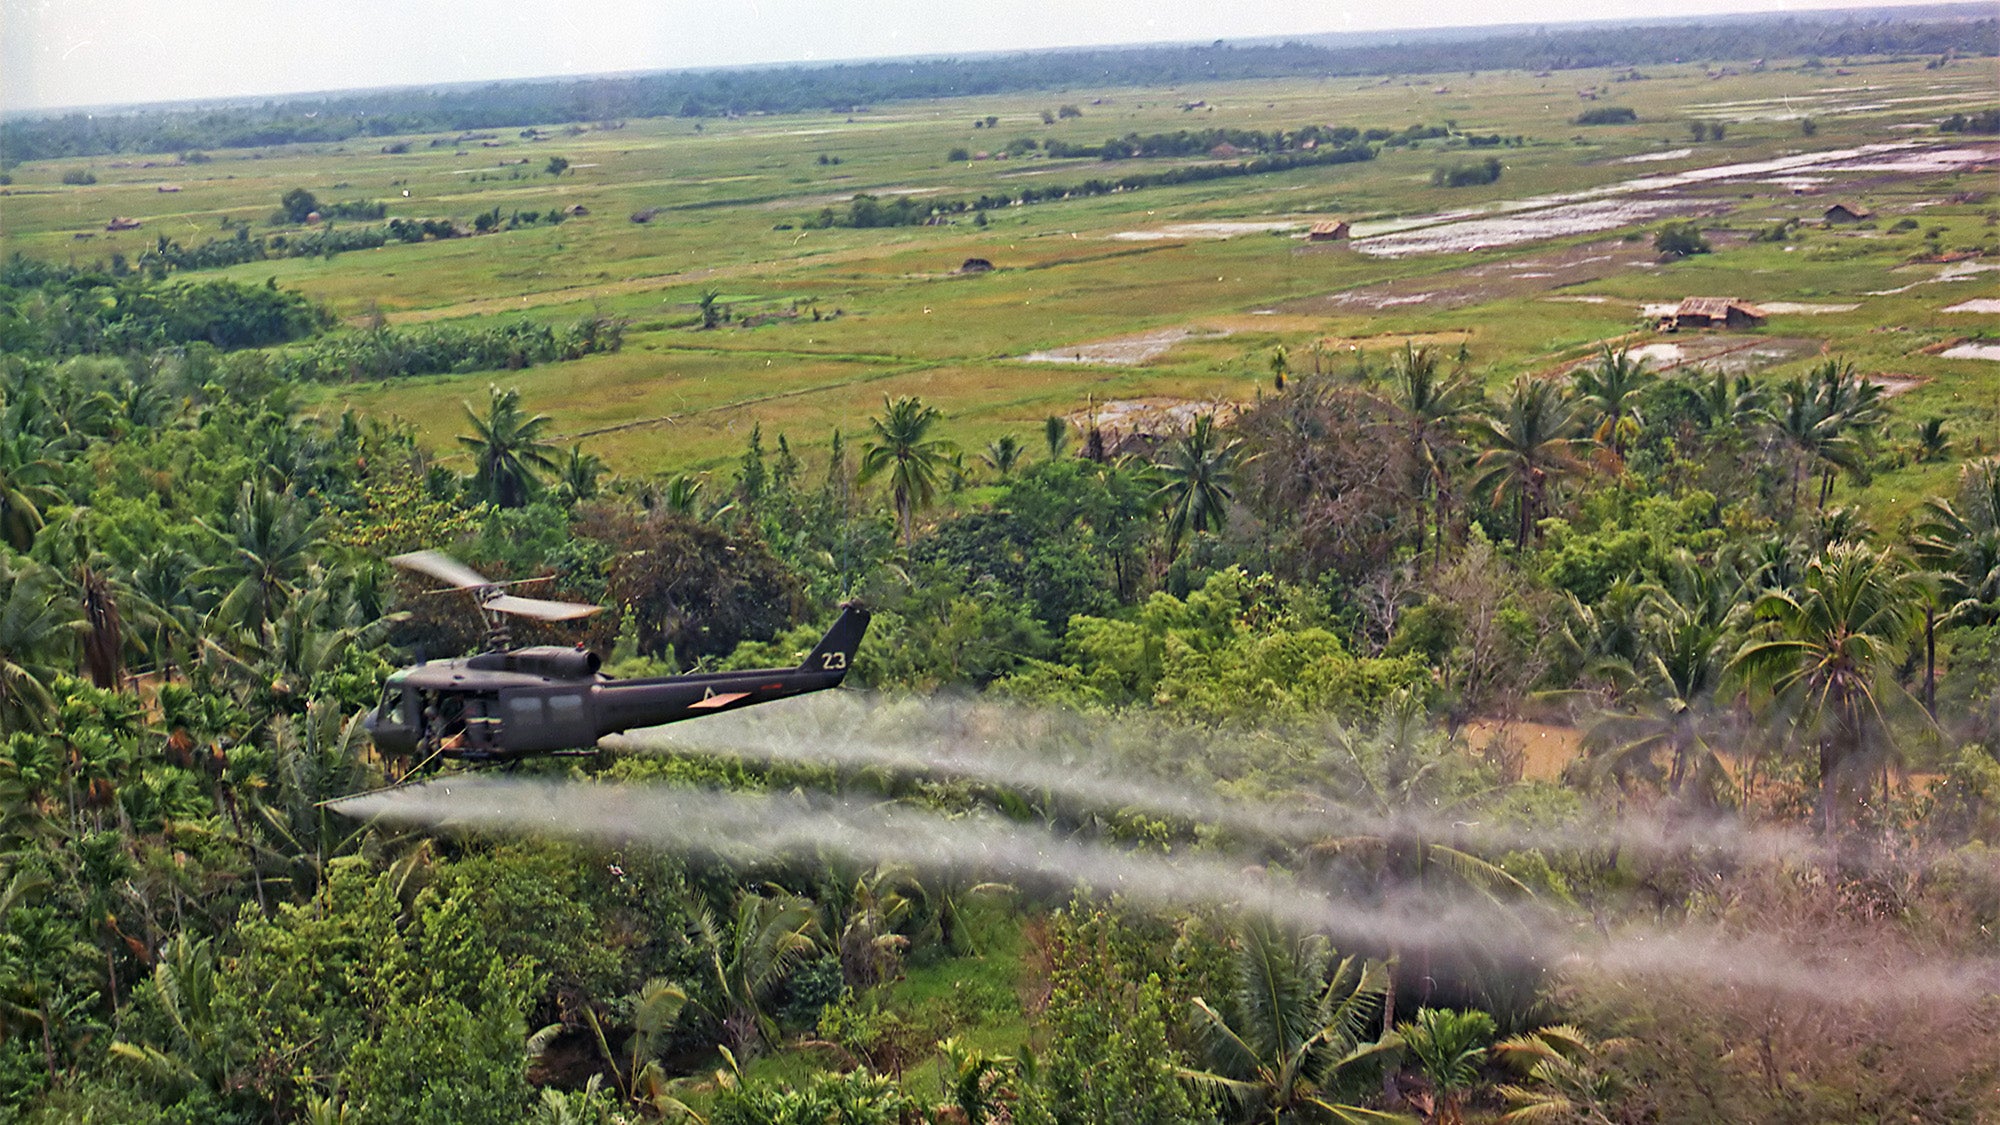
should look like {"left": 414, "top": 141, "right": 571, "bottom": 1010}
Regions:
{"left": 505, "top": 695, "right": 545, "bottom": 723}
{"left": 380, "top": 687, "right": 405, "bottom": 726}
{"left": 547, "top": 693, "right": 585, "bottom": 721}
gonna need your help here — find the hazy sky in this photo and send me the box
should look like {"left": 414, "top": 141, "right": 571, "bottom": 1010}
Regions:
{"left": 0, "top": 0, "right": 1962, "bottom": 113}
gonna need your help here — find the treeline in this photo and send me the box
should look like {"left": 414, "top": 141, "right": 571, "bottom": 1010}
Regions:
{"left": 2, "top": 14, "right": 1991, "bottom": 160}
{"left": 265, "top": 315, "right": 624, "bottom": 383}
{"left": 0, "top": 257, "right": 329, "bottom": 353}
{"left": 1940, "top": 108, "right": 2000, "bottom": 133}
{"left": 0, "top": 256, "right": 617, "bottom": 381}
{"left": 806, "top": 142, "right": 1376, "bottom": 228}
{"left": 133, "top": 211, "right": 568, "bottom": 277}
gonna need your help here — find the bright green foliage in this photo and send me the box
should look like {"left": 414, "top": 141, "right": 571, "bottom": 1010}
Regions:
{"left": 190, "top": 857, "right": 539, "bottom": 1124}
{"left": 1016, "top": 909, "right": 1215, "bottom": 1125}
{"left": 1400, "top": 1007, "right": 1496, "bottom": 1119}
{"left": 711, "top": 1066, "right": 917, "bottom": 1125}
{"left": 1002, "top": 568, "right": 1426, "bottom": 721}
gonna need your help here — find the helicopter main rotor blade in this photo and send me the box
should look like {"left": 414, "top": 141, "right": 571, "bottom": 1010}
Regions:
{"left": 485, "top": 594, "right": 604, "bottom": 621}
{"left": 390, "top": 550, "right": 492, "bottom": 590}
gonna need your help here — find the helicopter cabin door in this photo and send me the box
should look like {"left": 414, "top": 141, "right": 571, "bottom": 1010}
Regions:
{"left": 498, "top": 689, "right": 596, "bottom": 754}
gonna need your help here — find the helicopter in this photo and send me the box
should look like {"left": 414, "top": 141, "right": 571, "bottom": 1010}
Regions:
{"left": 364, "top": 551, "right": 870, "bottom": 767}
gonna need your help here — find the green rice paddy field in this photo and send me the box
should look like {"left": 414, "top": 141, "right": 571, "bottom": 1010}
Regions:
{"left": 2, "top": 55, "right": 1996, "bottom": 519}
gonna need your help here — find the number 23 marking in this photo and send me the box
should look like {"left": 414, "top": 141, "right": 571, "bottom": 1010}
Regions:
{"left": 820, "top": 651, "right": 848, "bottom": 670}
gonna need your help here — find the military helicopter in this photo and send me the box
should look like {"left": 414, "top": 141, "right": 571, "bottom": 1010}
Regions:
{"left": 364, "top": 551, "right": 869, "bottom": 767}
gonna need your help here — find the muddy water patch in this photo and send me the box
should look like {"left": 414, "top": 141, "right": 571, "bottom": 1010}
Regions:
{"left": 1946, "top": 299, "right": 2000, "bottom": 314}
{"left": 1942, "top": 343, "right": 2000, "bottom": 362}
{"left": 1621, "top": 336, "right": 1822, "bottom": 375}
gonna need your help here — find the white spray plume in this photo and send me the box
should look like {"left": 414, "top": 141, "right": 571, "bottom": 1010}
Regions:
{"left": 338, "top": 777, "right": 2000, "bottom": 1007}
{"left": 613, "top": 693, "right": 1888, "bottom": 875}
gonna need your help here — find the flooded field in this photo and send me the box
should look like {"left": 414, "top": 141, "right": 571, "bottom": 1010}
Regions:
{"left": 1942, "top": 343, "right": 2000, "bottom": 362}
{"left": 1946, "top": 300, "right": 2000, "bottom": 314}
{"left": 1350, "top": 142, "right": 2000, "bottom": 260}
{"left": 1622, "top": 336, "right": 1823, "bottom": 375}
{"left": 1284, "top": 238, "right": 1660, "bottom": 312}
{"left": 1355, "top": 199, "right": 1717, "bottom": 258}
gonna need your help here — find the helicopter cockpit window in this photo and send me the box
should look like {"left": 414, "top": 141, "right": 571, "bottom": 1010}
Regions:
{"left": 380, "top": 687, "right": 405, "bottom": 726}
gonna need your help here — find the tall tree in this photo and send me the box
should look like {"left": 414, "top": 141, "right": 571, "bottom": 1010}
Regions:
{"left": 458, "top": 386, "right": 558, "bottom": 509}
{"left": 1571, "top": 347, "right": 1655, "bottom": 461}
{"left": 1153, "top": 413, "right": 1242, "bottom": 561}
{"left": 858, "top": 396, "right": 957, "bottom": 545}
{"left": 1731, "top": 544, "right": 1921, "bottom": 838}
{"left": 1472, "top": 378, "right": 1583, "bottom": 549}
{"left": 1385, "top": 344, "right": 1480, "bottom": 566}
{"left": 195, "top": 481, "right": 325, "bottom": 635}
{"left": 0, "top": 558, "right": 79, "bottom": 732}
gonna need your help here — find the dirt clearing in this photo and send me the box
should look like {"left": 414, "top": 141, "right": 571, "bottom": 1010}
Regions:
{"left": 1018, "top": 326, "right": 1231, "bottom": 365}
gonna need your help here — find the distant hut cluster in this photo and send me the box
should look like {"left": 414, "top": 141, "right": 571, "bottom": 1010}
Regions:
{"left": 1662, "top": 297, "right": 1766, "bottom": 332}
{"left": 1822, "top": 200, "right": 1872, "bottom": 225}
{"left": 1306, "top": 219, "right": 1351, "bottom": 242}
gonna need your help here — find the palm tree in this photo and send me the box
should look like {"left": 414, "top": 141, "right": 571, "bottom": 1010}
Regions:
{"left": 1153, "top": 413, "right": 1243, "bottom": 561}
{"left": 0, "top": 435, "right": 63, "bottom": 554}
{"left": 858, "top": 396, "right": 957, "bottom": 545}
{"left": 1909, "top": 462, "right": 2000, "bottom": 714}
{"left": 1761, "top": 361, "right": 1882, "bottom": 518}
{"left": 581, "top": 978, "right": 702, "bottom": 1117}
{"left": 1686, "top": 369, "right": 1764, "bottom": 435}
{"left": 554, "top": 443, "right": 608, "bottom": 504}
{"left": 691, "top": 888, "right": 822, "bottom": 1058}
{"left": 1043, "top": 415, "right": 1070, "bottom": 460}
{"left": 1472, "top": 378, "right": 1583, "bottom": 549}
{"left": 1491, "top": 1025, "right": 1628, "bottom": 1125}
{"left": 1731, "top": 544, "right": 1921, "bottom": 837}
{"left": 0, "top": 559, "right": 79, "bottom": 733}
{"left": 980, "top": 434, "right": 1024, "bottom": 481}
{"left": 1385, "top": 344, "right": 1481, "bottom": 567}
{"left": 1182, "top": 919, "right": 1404, "bottom": 1124}
{"left": 1915, "top": 417, "right": 1951, "bottom": 463}
{"left": 1583, "top": 561, "right": 1745, "bottom": 801}
{"left": 459, "top": 386, "right": 559, "bottom": 508}
{"left": 1400, "top": 1007, "right": 1496, "bottom": 1125}
{"left": 194, "top": 481, "right": 325, "bottom": 635}
{"left": 1571, "top": 348, "right": 1654, "bottom": 461}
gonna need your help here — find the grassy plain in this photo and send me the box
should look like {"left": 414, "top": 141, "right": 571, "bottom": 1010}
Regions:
{"left": 2, "top": 54, "right": 1996, "bottom": 513}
